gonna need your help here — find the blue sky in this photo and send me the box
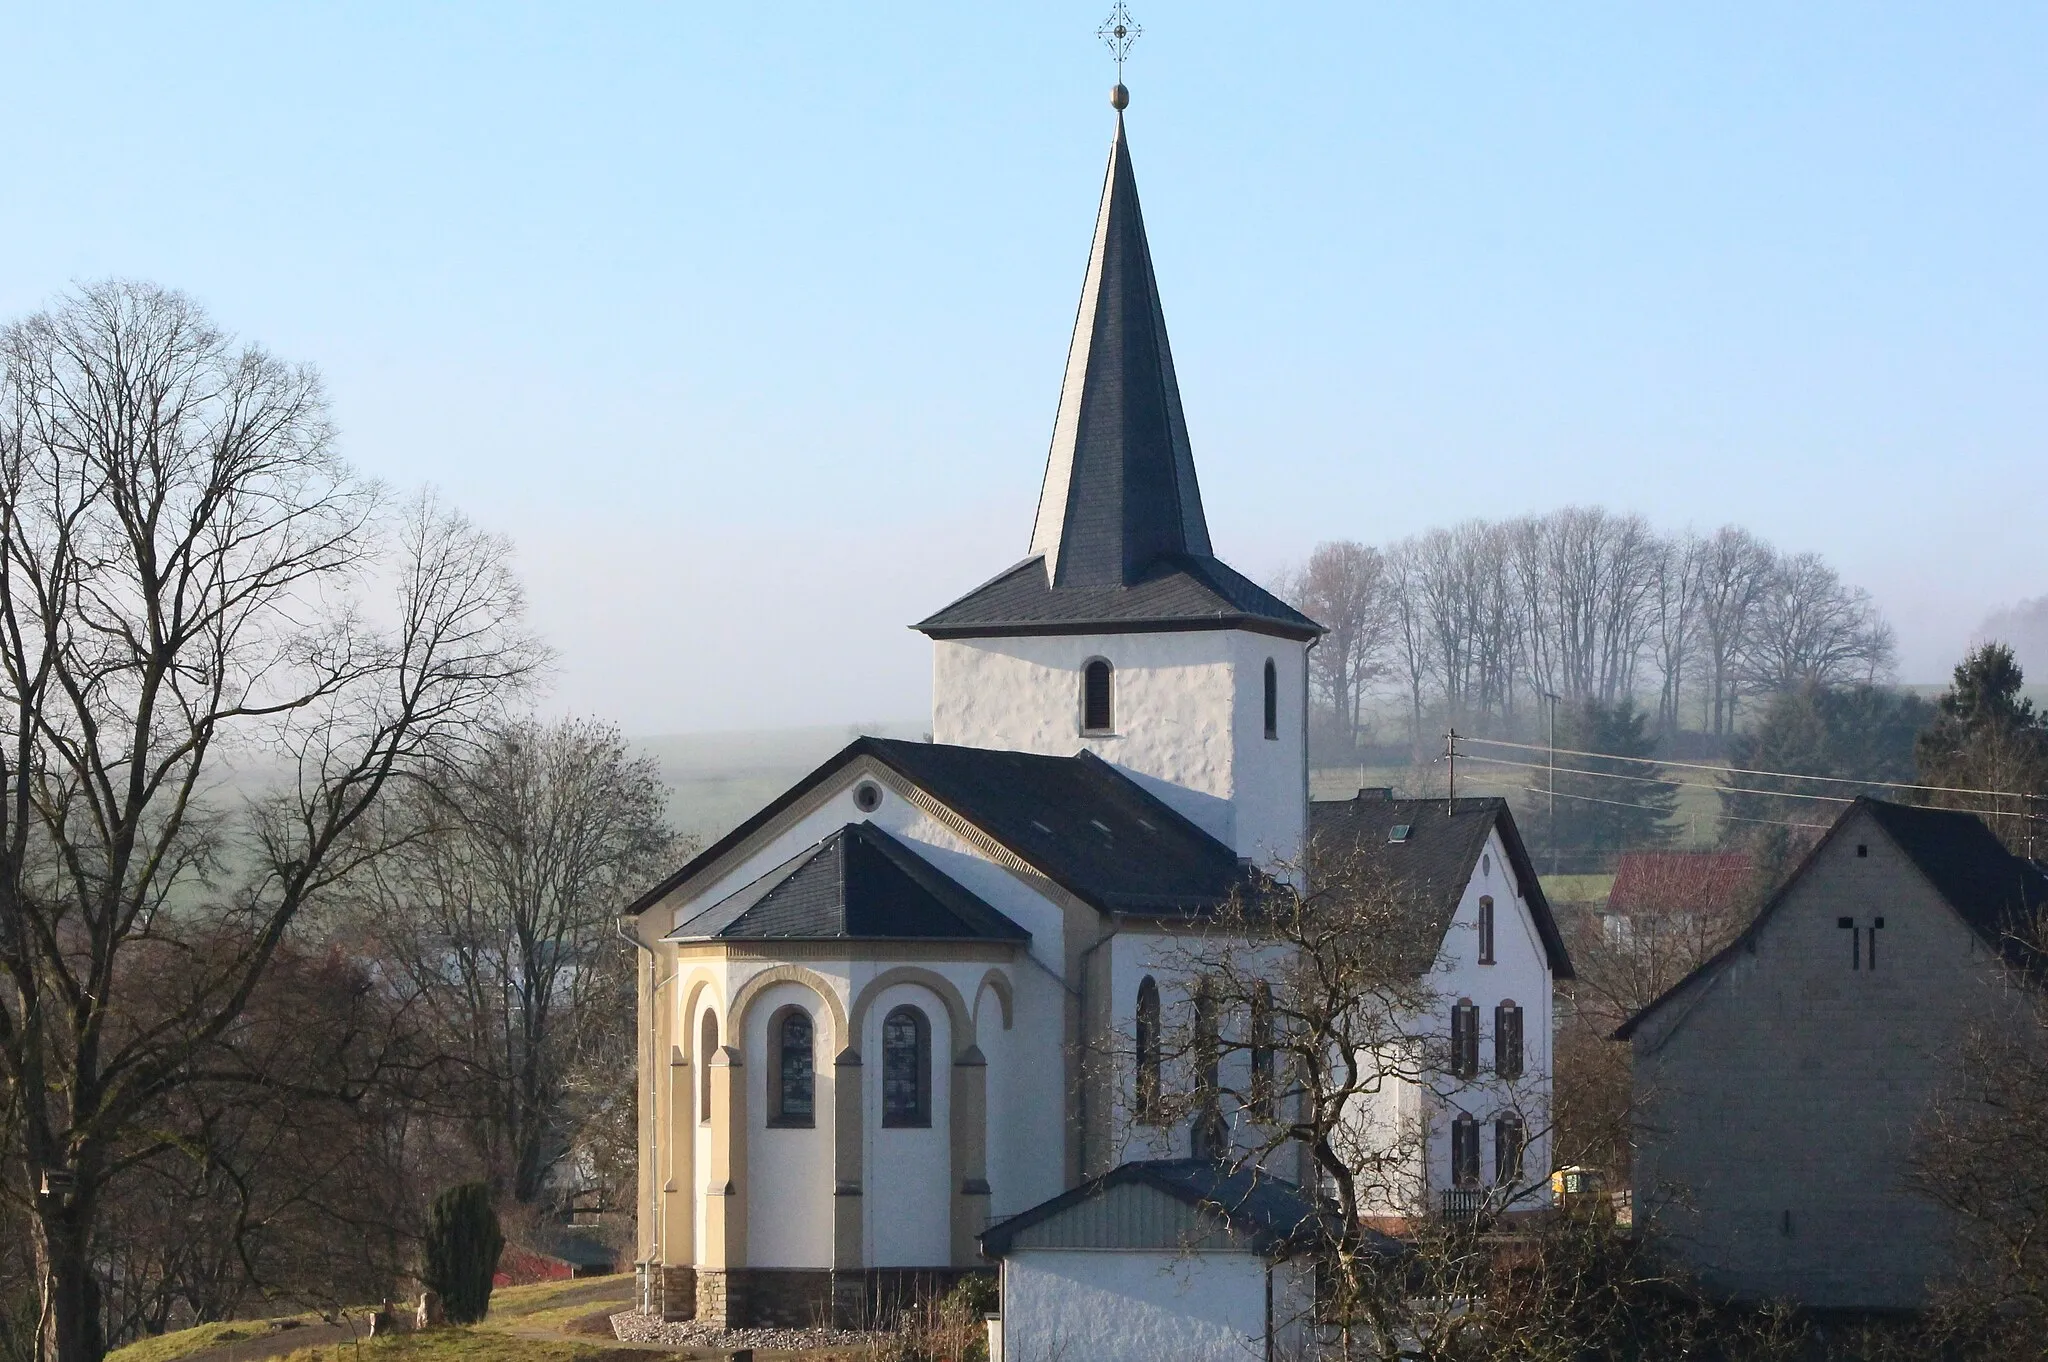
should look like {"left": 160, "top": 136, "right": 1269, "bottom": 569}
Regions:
{"left": 4, "top": 4, "right": 2044, "bottom": 732}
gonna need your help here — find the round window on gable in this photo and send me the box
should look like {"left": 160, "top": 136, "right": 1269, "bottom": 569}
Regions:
{"left": 854, "top": 781, "right": 883, "bottom": 813}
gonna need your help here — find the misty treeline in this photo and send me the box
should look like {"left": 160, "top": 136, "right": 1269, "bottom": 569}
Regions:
{"left": 1281, "top": 512, "right": 1895, "bottom": 752}
{"left": 0, "top": 282, "right": 677, "bottom": 1362}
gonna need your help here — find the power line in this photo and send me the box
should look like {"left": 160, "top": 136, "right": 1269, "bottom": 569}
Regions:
{"left": 1461, "top": 751, "right": 1858, "bottom": 806}
{"left": 1457, "top": 734, "right": 2045, "bottom": 805}
{"left": 1519, "top": 784, "right": 1830, "bottom": 832}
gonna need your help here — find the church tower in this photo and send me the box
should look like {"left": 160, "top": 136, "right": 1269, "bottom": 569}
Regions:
{"left": 916, "top": 109, "right": 1323, "bottom": 875}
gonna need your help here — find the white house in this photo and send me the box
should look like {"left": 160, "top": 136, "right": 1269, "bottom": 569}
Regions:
{"left": 1311, "top": 793, "right": 1573, "bottom": 1219}
{"left": 621, "top": 95, "right": 1570, "bottom": 1334}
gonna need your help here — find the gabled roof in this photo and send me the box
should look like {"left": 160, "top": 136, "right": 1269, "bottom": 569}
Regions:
{"left": 912, "top": 114, "right": 1320, "bottom": 645}
{"left": 627, "top": 737, "right": 1260, "bottom": 922}
{"left": 666, "top": 821, "right": 1028, "bottom": 944}
{"left": 977, "top": 1159, "right": 1354, "bottom": 1261}
{"left": 1615, "top": 797, "right": 2048, "bottom": 1041}
{"left": 1308, "top": 794, "right": 1575, "bottom": 979}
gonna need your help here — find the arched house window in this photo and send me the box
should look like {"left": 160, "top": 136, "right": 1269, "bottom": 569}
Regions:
{"left": 881, "top": 1005, "right": 931, "bottom": 1128}
{"left": 1262, "top": 658, "right": 1278, "bottom": 740}
{"left": 699, "top": 1010, "right": 720, "bottom": 1124}
{"left": 1450, "top": 998, "right": 1480, "bottom": 1080}
{"left": 1081, "top": 658, "right": 1114, "bottom": 735}
{"left": 768, "top": 1005, "right": 815, "bottom": 1127}
{"left": 1495, "top": 1000, "right": 1524, "bottom": 1080}
{"left": 1134, "top": 977, "right": 1162, "bottom": 1124}
{"left": 1452, "top": 1113, "right": 1482, "bottom": 1187}
{"left": 1478, "top": 895, "right": 1496, "bottom": 965}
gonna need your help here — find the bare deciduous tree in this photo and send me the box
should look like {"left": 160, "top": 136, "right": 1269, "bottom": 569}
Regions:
{"left": 342, "top": 718, "right": 679, "bottom": 1211}
{"left": 0, "top": 281, "right": 540, "bottom": 1362}
{"left": 1740, "top": 552, "right": 1896, "bottom": 695}
{"left": 1692, "top": 526, "right": 1776, "bottom": 736}
{"left": 1284, "top": 542, "right": 1398, "bottom": 750}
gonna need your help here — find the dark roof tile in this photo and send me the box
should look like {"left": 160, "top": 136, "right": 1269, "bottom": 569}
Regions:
{"left": 1309, "top": 794, "right": 1574, "bottom": 978}
{"left": 667, "top": 821, "right": 1028, "bottom": 944}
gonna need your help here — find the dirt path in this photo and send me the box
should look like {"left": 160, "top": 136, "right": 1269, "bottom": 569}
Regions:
{"left": 174, "top": 1322, "right": 358, "bottom": 1362}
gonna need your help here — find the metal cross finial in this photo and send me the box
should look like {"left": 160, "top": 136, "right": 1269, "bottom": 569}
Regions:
{"left": 1098, "top": 3, "right": 1141, "bottom": 84}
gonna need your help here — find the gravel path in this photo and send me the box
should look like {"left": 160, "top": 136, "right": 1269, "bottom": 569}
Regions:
{"left": 610, "top": 1309, "right": 879, "bottom": 1353}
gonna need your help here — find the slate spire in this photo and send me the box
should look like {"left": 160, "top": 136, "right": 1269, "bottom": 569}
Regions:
{"left": 1027, "top": 113, "right": 1213, "bottom": 588}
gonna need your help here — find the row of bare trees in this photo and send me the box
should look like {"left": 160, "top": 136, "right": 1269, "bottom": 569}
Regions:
{"left": 1283, "top": 513, "right": 1896, "bottom": 751}
{"left": 0, "top": 283, "right": 675, "bottom": 1362}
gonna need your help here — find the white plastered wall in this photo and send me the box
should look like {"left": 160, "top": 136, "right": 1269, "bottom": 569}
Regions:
{"left": 745, "top": 979, "right": 835, "bottom": 1267}
{"left": 999, "top": 1250, "right": 1309, "bottom": 1362}
{"left": 863, "top": 979, "right": 952, "bottom": 1266}
{"left": 1103, "top": 930, "right": 1299, "bottom": 1176}
{"left": 929, "top": 630, "right": 1308, "bottom": 872}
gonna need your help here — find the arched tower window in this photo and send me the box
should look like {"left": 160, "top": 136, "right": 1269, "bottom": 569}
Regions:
{"left": 881, "top": 1005, "right": 931, "bottom": 1128}
{"left": 1263, "top": 658, "right": 1278, "bottom": 740}
{"left": 698, "top": 1010, "right": 719, "bottom": 1124}
{"left": 1081, "top": 658, "right": 1114, "bottom": 734}
{"left": 1134, "top": 976, "right": 1161, "bottom": 1124}
{"left": 768, "top": 1006, "right": 815, "bottom": 1127}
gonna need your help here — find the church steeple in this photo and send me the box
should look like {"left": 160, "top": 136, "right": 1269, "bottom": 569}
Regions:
{"left": 1028, "top": 114, "right": 1212, "bottom": 588}
{"left": 915, "top": 100, "right": 1318, "bottom": 646}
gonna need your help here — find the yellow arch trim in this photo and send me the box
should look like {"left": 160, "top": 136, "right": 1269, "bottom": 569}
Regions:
{"left": 729, "top": 963, "right": 849, "bottom": 1050}
{"left": 851, "top": 965, "right": 975, "bottom": 1058}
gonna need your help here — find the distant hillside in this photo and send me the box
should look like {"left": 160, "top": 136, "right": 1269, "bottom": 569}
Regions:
{"left": 634, "top": 720, "right": 927, "bottom": 847}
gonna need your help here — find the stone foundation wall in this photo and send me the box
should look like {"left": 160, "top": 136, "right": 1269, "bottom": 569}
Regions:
{"left": 678, "top": 1266, "right": 997, "bottom": 1329}
{"left": 658, "top": 1265, "right": 696, "bottom": 1322}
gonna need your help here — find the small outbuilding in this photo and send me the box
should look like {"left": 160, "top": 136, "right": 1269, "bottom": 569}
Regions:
{"left": 977, "top": 1160, "right": 1338, "bottom": 1362}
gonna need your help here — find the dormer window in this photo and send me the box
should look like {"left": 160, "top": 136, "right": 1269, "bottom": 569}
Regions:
{"left": 1082, "top": 658, "right": 1115, "bottom": 734}
{"left": 1263, "top": 659, "right": 1278, "bottom": 740}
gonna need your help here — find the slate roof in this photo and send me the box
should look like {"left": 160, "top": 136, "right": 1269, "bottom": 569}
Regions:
{"left": 978, "top": 1159, "right": 1358, "bottom": 1261}
{"left": 913, "top": 115, "right": 1320, "bottom": 644}
{"left": 627, "top": 737, "right": 1261, "bottom": 922}
{"left": 1308, "top": 794, "right": 1575, "bottom": 979}
{"left": 666, "top": 821, "right": 1028, "bottom": 944}
{"left": 1615, "top": 797, "right": 2048, "bottom": 1041}
{"left": 916, "top": 552, "right": 1320, "bottom": 641}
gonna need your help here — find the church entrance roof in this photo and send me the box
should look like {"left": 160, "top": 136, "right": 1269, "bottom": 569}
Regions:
{"left": 665, "top": 819, "right": 1028, "bottom": 944}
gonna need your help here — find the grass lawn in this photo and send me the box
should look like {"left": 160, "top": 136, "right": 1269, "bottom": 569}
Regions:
{"left": 270, "top": 1332, "right": 607, "bottom": 1362}
{"left": 105, "top": 1317, "right": 328, "bottom": 1362}
{"left": 104, "top": 1277, "right": 640, "bottom": 1362}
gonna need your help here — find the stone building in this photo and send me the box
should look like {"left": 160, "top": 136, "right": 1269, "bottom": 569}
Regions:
{"left": 1619, "top": 797, "right": 2048, "bottom": 1308}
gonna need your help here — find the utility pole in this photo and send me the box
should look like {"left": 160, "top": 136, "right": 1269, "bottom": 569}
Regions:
{"left": 1445, "top": 729, "right": 1458, "bottom": 813}
{"left": 1540, "top": 690, "right": 1561, "bottom": 877}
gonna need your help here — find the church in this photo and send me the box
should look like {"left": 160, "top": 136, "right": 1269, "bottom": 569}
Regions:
{"left": 624, "top": 93, "right": 1567, "bottom": 1333}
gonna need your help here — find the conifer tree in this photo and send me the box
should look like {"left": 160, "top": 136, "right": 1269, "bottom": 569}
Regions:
{"left": 422, "top": 1183, "right": 505, "bottom": 1325}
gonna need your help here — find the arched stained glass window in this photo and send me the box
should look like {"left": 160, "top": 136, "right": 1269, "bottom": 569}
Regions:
{"left": 769, "top": 1006, "right": 815, "bottom": 1127}
{"left": 1250, "top": 982, "right": 1276, "bottom": 1120}
{"left": 882, "top": 1005, "right": 931, "bottom": 1128}
{"left": 1135, "top": 976, "right": 1161, "bottom": 1124}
